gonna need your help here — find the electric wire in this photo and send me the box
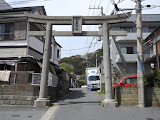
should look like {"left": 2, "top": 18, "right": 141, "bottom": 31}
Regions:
{"left": 86, "top": 0, "right": 103, "bottom": 58}
{"left": 62, "top": 42, "right": 102, "bottom": 52}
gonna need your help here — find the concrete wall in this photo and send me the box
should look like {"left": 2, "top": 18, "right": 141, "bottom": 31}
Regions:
{"left": 0, "top": 48, "right": 27, "bottom": 57}
{"left": 117, "top": 63, "right": 137, "bottom": 74}
{"left": 114, "top": 87, "right": 160, "bottom": 107}
{"left": 0, "top": 85, "right": 57, "bottom": 106}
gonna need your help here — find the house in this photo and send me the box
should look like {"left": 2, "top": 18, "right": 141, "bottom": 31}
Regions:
{"left": 99, "top": 14, "right": 160, "bottom": 88}
{"left": 0, "top": 5, "right": 70, "bottom": 105}
{"left": 0, "top": 6, "right": 61, "bottom": 84}
{"left": 0, "top": 0, "right": 12, "bottom": 10}
{"left": 110, "top": 14, "right": 160, "bottom": 74}
{"left": 143, "top": 26, "right": 160, "bottom": 73}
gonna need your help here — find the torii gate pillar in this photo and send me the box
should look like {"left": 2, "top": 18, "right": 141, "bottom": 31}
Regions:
{"left": 101, "top": 23, "right": 118, "bottom": 107}
{"left": 34, "top": 23, "right": 52, "bottom": 107}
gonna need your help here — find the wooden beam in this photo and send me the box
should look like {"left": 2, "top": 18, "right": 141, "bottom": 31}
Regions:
{"left": 28, "top": 31, "right": 127, "bottom": 36}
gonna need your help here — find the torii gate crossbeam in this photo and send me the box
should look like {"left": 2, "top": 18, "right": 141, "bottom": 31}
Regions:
{"left": 26, "top": 12, "right": 131, "bottom": 107}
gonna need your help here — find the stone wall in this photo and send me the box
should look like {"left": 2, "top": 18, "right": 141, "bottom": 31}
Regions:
{"left": 114, "top": 87, "right": 138, "bottom": 106}
{"left": 0, "top": 95, "right": 38, "bottom": 106}
{"left": 114, "top": 87, "right": 160, "bottom": 107}
{"left": 0, "top": 85, "right": 57, "bottom": 106}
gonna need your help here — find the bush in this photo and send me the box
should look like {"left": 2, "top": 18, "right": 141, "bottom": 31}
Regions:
{"left": 144, "top": 70, "right": 160, "bottom": 87}
{"left": 78, "top": 80, "right": 86, "bottom": 86}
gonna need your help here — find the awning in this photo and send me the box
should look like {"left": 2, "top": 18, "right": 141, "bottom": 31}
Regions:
{"left": 0, "top": 60, "right": 19, "bottom": 66}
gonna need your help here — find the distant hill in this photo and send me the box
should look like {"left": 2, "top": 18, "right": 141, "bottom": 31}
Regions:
{"left": 59, "top": 48, "right": 103, "bottom": 75}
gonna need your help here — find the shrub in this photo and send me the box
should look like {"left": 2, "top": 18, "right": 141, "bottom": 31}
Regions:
{"left": 144, "top": 70, "right": 160, "bottom": 87}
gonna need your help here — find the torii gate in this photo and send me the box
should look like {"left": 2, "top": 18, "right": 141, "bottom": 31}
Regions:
{"left": 25, "top": 12, "right": 131, "bottom": 107}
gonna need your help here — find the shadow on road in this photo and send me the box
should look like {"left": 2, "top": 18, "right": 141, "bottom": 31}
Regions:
{"left": 66, "top": 89, "right": 86, "bottom": 99}
{"left": 60, "top": 101, "right": 101, "bottom": 106}
{"left": 59, "top": 88, "right": 102, "bottom": 106}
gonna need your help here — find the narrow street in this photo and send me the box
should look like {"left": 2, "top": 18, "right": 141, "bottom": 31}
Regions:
{"left": 52, "top": 88, "right": 104, "bottom": 120}
{"left": 52, "top": 88, "right": 160, "bottom": 120}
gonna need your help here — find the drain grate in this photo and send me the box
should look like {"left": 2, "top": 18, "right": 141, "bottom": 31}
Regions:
{"left": 146, "top": 118, "right": 154, "bottom": 120}
{"left": 11, "top": 115, "right": 20, "bottom": 117}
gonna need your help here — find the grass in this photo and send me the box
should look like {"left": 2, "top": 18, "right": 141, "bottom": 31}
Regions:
{"left": 98, "top": 88, "right": 105, "bottom": 95}
{"left": 48, "top": 102, "right": 53, "bottom": 107}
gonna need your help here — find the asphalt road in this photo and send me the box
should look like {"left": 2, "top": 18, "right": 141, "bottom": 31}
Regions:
{"left": 53, "top": 88, "right": 160, "bottom": 120}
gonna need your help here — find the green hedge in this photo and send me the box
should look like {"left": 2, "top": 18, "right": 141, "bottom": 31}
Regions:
{"left": 144, "top": 70, "right": 160, "bottom": 87}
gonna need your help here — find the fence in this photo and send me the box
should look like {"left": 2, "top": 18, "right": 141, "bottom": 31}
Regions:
{"left": 32, "top": 73, "right": 58, "bottom": 87}
{"left": 10, "top": 71, "right": 33, "bottom": 84}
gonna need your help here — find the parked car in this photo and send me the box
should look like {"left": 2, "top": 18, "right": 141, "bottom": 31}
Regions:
{"left": 112, "top": 76, "right": 137, "bottom": 88}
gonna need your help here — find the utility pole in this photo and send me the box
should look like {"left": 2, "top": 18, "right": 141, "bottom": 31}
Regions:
{"left": 89, "top": 6, "right": 105, "bottom": 16}
{"left": 136, "top": 0, "right": 145, "bottom": 107}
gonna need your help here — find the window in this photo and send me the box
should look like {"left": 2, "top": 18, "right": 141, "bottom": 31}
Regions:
{"left": 120, "top": 27, "right": 133, "bottom": 33}
{"left": 121, "top": 47, "right": 134, "bottom": 54}
{"left": 0, "top": 23, "right": 14, "bottom": 40}
{"left": 127, "top": 47, "right": 133, "bottom": 54}
{"left": 148, "top": 27, "right": 156, "bottom": 33}
{"left": 89, "top": 76, "right": 100, "bottom": 81}
{"left": 123, "top": 78, "right": 131, "bottom": 84}
{"left": 123, "top": 77, "right": 137, "bottom": 84}
{"left": 57, "top": 49, "right": 60, "bottom": 59}
{"left": 130, "top": 77, "right": 137, "bottom": 83}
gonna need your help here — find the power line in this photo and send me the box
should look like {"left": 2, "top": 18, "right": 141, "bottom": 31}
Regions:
{"left": 62, "top": 42, "right": 102, "bottom": 52}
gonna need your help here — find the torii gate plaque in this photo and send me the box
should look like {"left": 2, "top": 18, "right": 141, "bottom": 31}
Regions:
{"left": 25, "top": 12, "right": 131, "bottom": 107}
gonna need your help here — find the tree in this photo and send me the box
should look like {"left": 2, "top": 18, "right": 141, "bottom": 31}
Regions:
{"left": 59, "top": 63, "right": 74, "bottom": 75}
{"left": 59, "top": 55, "right": 87, "bottom": 75}
{"left": 59, "top": 48, "right": 103, "bottom": 75}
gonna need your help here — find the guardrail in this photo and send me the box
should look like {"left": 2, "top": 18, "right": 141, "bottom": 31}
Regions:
{"left": 32, "top": 73, "right": 58, "bottom": 87}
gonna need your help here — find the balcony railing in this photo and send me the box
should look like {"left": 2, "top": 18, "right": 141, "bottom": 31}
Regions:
{"left": 115, "top": 33, "right": 150, "bottom": 41}
{"left": 116, "top": 54, "right": 137, "bottom": 63}
{"left": 143, "top": 46, "right": 155, "bottom": 62}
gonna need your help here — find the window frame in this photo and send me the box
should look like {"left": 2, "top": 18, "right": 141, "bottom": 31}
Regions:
{"left": 0, "top": 23, "right": 14, "bottom": 40}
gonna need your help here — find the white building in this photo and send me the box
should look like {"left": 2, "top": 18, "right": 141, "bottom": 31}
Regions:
{"left": 110, "top": 14, "right": 160, "bottom": 74}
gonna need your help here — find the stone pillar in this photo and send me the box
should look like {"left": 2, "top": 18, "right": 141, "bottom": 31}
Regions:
{"left": 34, "top": 23, "right": 52, "bottom": 107}
{"left": 101, "top": 23, "right": 118, "bottom": 107}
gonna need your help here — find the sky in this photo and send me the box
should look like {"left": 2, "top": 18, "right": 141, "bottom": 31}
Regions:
{"left": 4, "top": 0, "right": 160, "bottom": 58}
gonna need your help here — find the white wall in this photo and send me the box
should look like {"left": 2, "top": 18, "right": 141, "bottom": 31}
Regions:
{"left": 110, "top": 20, "right": 158, "bottom": 74}
{"left": 54, "top": 45, "right": 61, "bottom": 65}
{"left": 28, "top": 36, "right": 44, "bottom": 54}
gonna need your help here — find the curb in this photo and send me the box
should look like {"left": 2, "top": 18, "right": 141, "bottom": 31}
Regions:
{"left": 39, "top": 103, "right": 60, "bottom": 120}
{"left": 39, "top": 90, "right": 73, "bottom": 120}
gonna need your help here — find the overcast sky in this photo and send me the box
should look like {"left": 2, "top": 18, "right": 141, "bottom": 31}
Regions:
{"left": 5, "top": 0, "right": 160, "bottom": 58}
